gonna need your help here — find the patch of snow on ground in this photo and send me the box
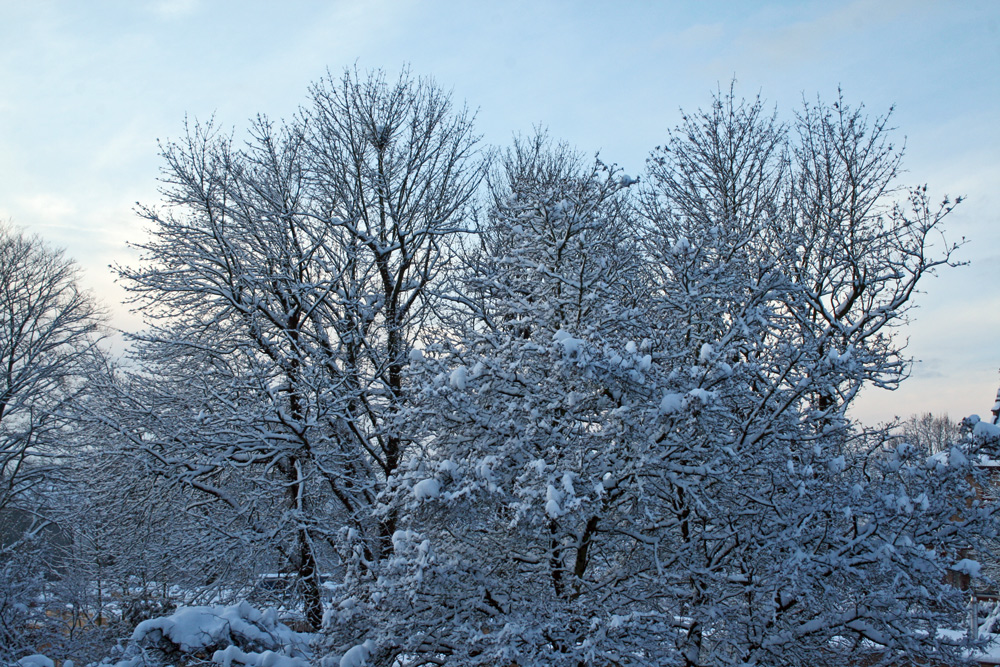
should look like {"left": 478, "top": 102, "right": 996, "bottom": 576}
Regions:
{"left": 18, "top": 656, "right": 55, "bottom": 667}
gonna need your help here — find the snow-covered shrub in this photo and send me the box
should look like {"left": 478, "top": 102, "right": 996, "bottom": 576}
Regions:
{"left": 96, "top": 602, "right": 313, "bottom": 667}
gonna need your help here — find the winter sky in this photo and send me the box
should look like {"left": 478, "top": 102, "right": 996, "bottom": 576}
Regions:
{"left": 1, "top": 0, "right": 997, "bottom": 425}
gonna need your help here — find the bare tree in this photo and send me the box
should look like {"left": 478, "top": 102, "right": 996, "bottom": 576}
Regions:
{"left": 0, "top": 222, "right": 104, "bottom": 528}
{"left": 787, "top": 92, "right": 963, "bottom": 408}
{"left": 898, "top": 412, "right": 961, "bottom": 453}
{"left": 0, "top": 223, "right": 104, "bottom": 661}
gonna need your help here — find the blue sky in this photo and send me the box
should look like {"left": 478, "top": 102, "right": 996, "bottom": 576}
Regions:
{"left": 1, "top": 0, "right": 998, "bottom": 423}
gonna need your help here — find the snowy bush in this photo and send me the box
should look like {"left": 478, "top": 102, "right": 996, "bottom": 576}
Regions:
{"left": 96, "top": 602, "right": 313, "bottom": 667}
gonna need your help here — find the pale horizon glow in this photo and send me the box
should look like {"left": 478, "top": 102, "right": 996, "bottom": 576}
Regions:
{"left": 2, "top": 0, "right": 998, "bottom": 424}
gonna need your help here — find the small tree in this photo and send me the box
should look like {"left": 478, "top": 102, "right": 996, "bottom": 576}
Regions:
{"left": 899, "top": 412, "right": 961, "bottom": 453}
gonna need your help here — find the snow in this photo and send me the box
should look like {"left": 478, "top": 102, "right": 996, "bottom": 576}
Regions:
{"left": 450, "top": 366, "right": 467, "bottom": 390}
{"left": 828, "top": 456, "right": 846, "bottom": 474}
{"left": 476, "top": 455, "right": 498, "bottom": 482}
{"left": 938, "top": 628, "right": 1000, "bottom": 663}
{"left": 975, "top": 420, "right": 1000, "bottom": 439}
{"left": 686, "top": 388, "right": 716, "bottom": 404}
{"left": 949, "top": 445, "right": 969, "bottom": 468}
{"left": 18, "top": 656, "right": 54, "bottom": 667}
{"left": 132, "top": 605, "right": 261, "bottom": 652}
{"left": 392, "top": 530, "right": 418, "bottom": 549}
{"left": 408, "top": 348, "right": 424, "bottom": 362}
{"left": 553, "top": 328, "right": 583, "bottom": 356}
{"left": 545, "top": 484, "right": 563, "bottom": 518}
{"left": 952, "top": 558, "right": 982, "bottom": 578}
{"left": 527, "top": 459, "right": 548, "bottom": 475}
{"left": 660, "top": 392, "right": 684, "bottom": 414}
{"left": 127, "top": 602, "right": 310, "bottom": 662}
{"left": 561, "top": 471, "right": 575, "bottom": 495}
{"left": 340, "top": 640, "right": 375, "bottom": 667}
{"left": 413, "top": 478, "right": 441, "bottom": 500}
{"left": 213, "top": 646, "right": 309, "bottom": 667}
{"left": 826, "top": 347, "right": 853, "bottom": 365}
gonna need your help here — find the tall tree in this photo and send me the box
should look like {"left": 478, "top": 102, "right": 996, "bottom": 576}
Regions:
{"left": 105, "top": 69, "right": 483, "bottom": 629}
{"left": 322, "top": 92, "right": 995, "bottom": 667}
{"left": 0, "top": 223, "right": 104, "bottom": 520}
{"left": 787, "top": 92, "right": 962, "bottom": 406}
{"left": 303, "top": 67, "right": 484, "bottom": 561}
{"left": 337, "top": 137, "right": 656, "bottom": 665}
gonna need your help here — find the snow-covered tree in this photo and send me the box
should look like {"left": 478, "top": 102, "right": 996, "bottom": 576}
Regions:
{"left": 0, "top": 224, "right": 105, "bottom": 662}
{"left": 52, "top": 72, "right": 994, "bottom": 667}
{"left": 103, "top": 68, "right": 483, "bottom": 630}
{"left": 328, "top": 136, "right": 659, "bottom": 665}
{"left": 626, "top": 89, "right": 983, "bottom": 667}
{"left": 319, "top": 91, "right": 995, "bottom": 667}
{"left": 301, "top": 67, "right": 484, "bottom": 563}
{"left": 786, "top": 92, "right": 962, "bottom": 410}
